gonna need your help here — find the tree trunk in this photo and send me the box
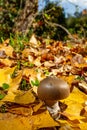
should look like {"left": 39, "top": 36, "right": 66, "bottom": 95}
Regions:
{"left": 13, "top": 0, "right": 38, "bottom": 35}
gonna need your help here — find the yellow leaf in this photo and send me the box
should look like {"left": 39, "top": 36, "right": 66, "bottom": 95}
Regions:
{"left": 0, "top": 113, "right": 32, "bottom": 130}
{"left": 61, "top": 87, "right": 87, "bottom": 121}
{"left": 79, "top": 122, "right": 87, "bottom": 130}
{"left": 2, "top": 72, "right": 22, "bottom": 102}
{"left": 22, "top": 48, "right": 30, "bottom": 59}
{"left": 29, "top": 34, "right": 38, "bottom": 48}
{"left": 14, "top": 89, "right": 36, "bottom": 104}
{"left": 3, "top": 89, "right": 35, "bottom": 105}
{"left": 0, "top": 45, "right": 13, "bottom": 57}
{"left": 23, "top": 68, "right": 37, "bottom": 77}
{"left": 33, "top": 101, "right": 43, "bottom": 112}
{"left": 57, "top": 87, "right": 87, "bottom": 129}
{"left": 32, "top": 110, "right": 59, "bottom": 129}
{"left": 0, "top": 67, "right": 16, "bottom": 85}
{"left": 0, "top": 59, "right": 14, "bottom": 67}
{"left": 75, "top": 63, "right": 87, "bottom": 68}
{"left": 34, "top": 57, "right": 41, "bottom": 67}
{"left": 0, "top": 108, "right": 59, "bottom": 130}
{"left": 9, "top": 71, "right": 22, "bottom": 92}
{"left": 62, "top": 75, "right": 75, "bottom": 85}
{"left": 8, "top": 107, "right": 33, "bottom": 116}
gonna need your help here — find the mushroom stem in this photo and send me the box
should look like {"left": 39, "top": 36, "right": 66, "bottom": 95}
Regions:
{"left": 45, "top": 100, "right": 60, "bottom": 120}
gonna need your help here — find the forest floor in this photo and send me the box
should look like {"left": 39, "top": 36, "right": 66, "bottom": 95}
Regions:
{"left": 0, "top": 34, "right": 87, "bottom": 130}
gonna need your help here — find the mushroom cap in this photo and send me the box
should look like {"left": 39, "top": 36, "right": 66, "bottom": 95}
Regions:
{"left": 37, "top": 76, "right": 70, "bottom": 101}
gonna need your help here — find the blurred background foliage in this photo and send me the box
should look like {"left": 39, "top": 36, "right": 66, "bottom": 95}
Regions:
{"left": 0, "top": 0, "right": 25, "bottom": 40}
{"left": 66, "top": 13, "right": 87, "bottom": 38}
{"left": 34, "top": 2, "right": 66, "bottom": 40}
{"left": 0, "top": 0, "right": 87, "bottom": 42}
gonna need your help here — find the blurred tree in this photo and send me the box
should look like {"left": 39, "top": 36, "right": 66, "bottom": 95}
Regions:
{"left": 2, "top": 0, "right": 86, "bottom": 41}
{"left": 34, "top": 2, "right": 67, "bottom": 40}
{"left": 0, "top": 0, "right": 23, "bottom": 39}
{"left": 66, "top": 14, "right": 87, "bottom": 38}
{"left": 45, "top": 0, "right": 50, "bottom": 5}
{"left": 13, "top": 0, "right": 38, "bottom": 35}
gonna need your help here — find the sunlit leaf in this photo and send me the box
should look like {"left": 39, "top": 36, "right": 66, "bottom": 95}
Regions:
{"left": 0, "top": 59, "right": 14, "bottom": 67}
{"left": 14, "top": 89, "right": 36, "bottom": 104}
{"left": 0, "top": 34, "right": 87, "bottom": 129}
{"left": 61, "top": 87, "right": 87, "bottom": 121}
{"left": 0, "top": 109, "right": 59, "bottom": 130}
{"left": 0, "top": 67, "right": 16, "bottom": 86}
{"left": 29, "top": 34, "right": 38, "bottom": 47}
{"left": 0, "top": 45, "right": 13, "bottom": 57}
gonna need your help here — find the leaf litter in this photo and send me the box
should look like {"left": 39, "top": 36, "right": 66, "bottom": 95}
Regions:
{"left": 0, "top": 35, "right": 87, "bottom": 130}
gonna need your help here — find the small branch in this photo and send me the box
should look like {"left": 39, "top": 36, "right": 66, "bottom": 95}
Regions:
{"left": 44, "top": 19, "right": 73, "bottom": 38}
{"left": 44, "top": 6, "right": 56, "bottom": 14}
{"left": 20, "top": 0, "right": 23, "bottom": 9}
{"left": 44, "top": 19, "right": 83, "bottom": 43}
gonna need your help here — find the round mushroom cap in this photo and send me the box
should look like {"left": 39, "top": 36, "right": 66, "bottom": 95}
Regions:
{"left": 37, "top": 76, "right": 70, "bottom": 101}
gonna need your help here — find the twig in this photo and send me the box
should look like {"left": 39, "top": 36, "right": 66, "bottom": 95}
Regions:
{"left": 44, "top": 19, "right": 73, "bottom": 38}
{"left": 44, "top": 19, "right": 83, "bottom": 43}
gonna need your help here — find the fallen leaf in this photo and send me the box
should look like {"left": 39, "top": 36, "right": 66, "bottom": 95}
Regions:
{"left": 29, "top": 34, "right": 38, "bottom": 48}
{"left": 0, "top": 45, "right": 13, "bottom": 57}
{"left": 0, "top": 67, "right": 16, "bottom": 86}
{"left": 0, "top": 108, "right": 59, "bottom": 130}
{"left": 0, "top": 59, "right": 14, "bottom": 67}
{"left": 60, "top": 87, "right": 87, "bottom": 127}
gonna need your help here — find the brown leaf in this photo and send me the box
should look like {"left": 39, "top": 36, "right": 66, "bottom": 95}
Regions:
{"left": 8, "top": 106, "right": 33, "bottom": 116}
{"left": 0, "top": 45, "right": 13, "bottom": 57}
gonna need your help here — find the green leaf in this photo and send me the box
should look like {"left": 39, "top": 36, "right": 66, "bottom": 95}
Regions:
{"left": 2, "top": 83, "right": 9, "bottom": 90}
{"left": 0, "top": 105, "right": 6, "bottom": 113}
{"left": 19, "top": 79, "right": 30, "bottom": 91}
{"left": 44, "top": 13, "right": 50, "bottom": 20}
{"left": 0, "top": 94, "right": 5, "bottom": 100}
{"left": 76, "top": 76, "right": 84, "bottom": 81}
{"left": 29, "top": 63, "right": 34, "bottom": 68}
{"left": 31, "top": 79, "right": 40, "bottom": 86}
{"left": 22, "top": 62, "right": 29, "bottom": 67}
{"left": 10, "top": 34, "right": 15, "bottom": 47}
{"left": 44, "top": 69, "right": 50, "bottom": 76}
{"left": 19, "top": 42, "right": 24, "bottom": 51}
{"left": 10, "top": 68, "right": 18, "bottom": 78}
{"left": 17, "top": 61, "right": 21, "bottom": 70}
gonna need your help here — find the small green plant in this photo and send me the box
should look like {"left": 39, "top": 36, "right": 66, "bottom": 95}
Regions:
{"left": 76, "top": 76, "right": 85, "bottom": 81}
{"left": 19, "top": 79, "right": 31, "bottom": 91}
{"left": 0, "top": 83, "right": 9, "bottom": 100}
{"left": 0, "top": 94, "right": 5, "bottom": 100}
{"left": 29, "top": 63, "right": 34, "bottom": 68}
{"left": 0, "top": 0, "right": 23, "bottom": 39}
{"left": 10, "top": 68, "right": 18, "bottom": 78}
{"left": 17, "top": 61, "right": 21, "bottom": 70}
{"left": 31, "top": 79, "right": 40, "bottom": 86}
{"left": 0, "top": 105, "right": 6, "bottom": 113}
{"left": 2, "top": 83, "right": 9, "bottom": 90}
{"left": 10, "top": 34, "right": 25, "bottom": 52}
{"left": 44, "top": 69, "right": 50, "bottom": 76}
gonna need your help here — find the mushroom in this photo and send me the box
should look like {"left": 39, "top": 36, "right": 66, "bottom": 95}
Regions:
{"left": 37, "top": 76, "right": 70, "bottom": 120}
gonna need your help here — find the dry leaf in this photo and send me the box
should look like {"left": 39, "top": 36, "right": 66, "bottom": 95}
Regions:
{"left": 14, "top": 89, "right": 36, "bottom": 104}
{"left": 60, "top": 87, "right": 87, "bottom": 125}
{"left": 0, "top": 108, "right": 59, "bottom": 130}
{"left": 29, "top": 34, "right": 38, "bottom": 48}
{"left": 0, "top": 45, "right": 13, "bottom": 57}
{"left": 0, "top": 67, "right": 16, "bottom": 86}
